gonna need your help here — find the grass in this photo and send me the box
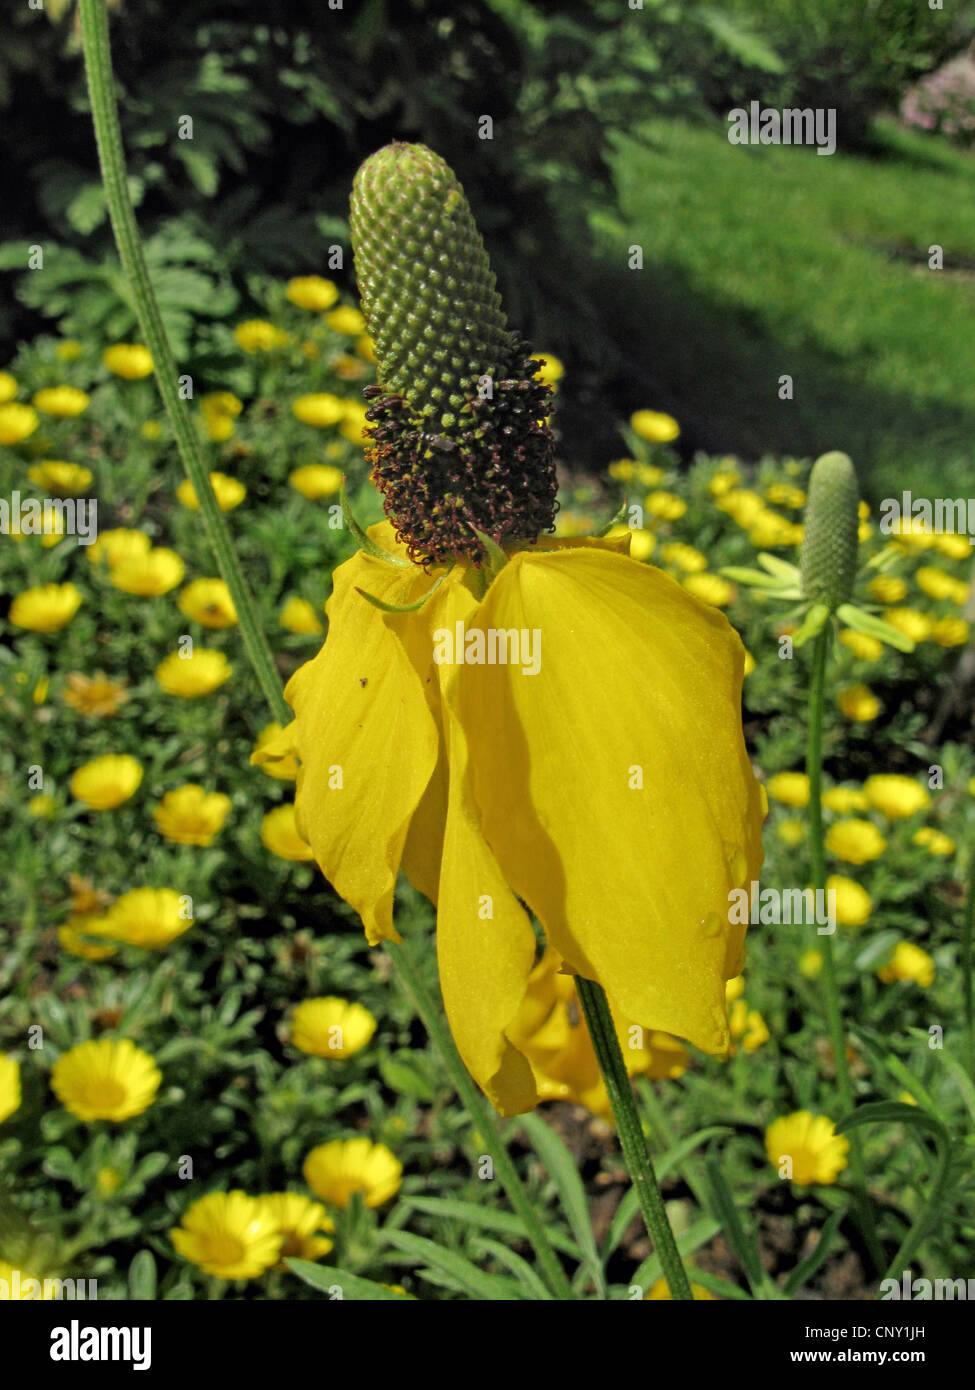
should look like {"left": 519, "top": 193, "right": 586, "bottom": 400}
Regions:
{"left": 584, "top": 116, "right": 975, "bottom": 500}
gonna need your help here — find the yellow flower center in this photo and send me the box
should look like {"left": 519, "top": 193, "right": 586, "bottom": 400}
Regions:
{"left": 206, "top": 1234, "right": 247, "bottom": 1265}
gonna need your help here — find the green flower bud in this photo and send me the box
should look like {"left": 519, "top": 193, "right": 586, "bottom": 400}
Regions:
{"left": 350, "top": 143, "right": 557, "bottom": 566}
{"left": 800, "top": 451, "right": 860, "bottom": 610}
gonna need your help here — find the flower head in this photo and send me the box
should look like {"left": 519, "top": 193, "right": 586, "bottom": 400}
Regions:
{"left": 251, "top": 722, "right": 300, "bottom": 781}
{"left": 766, "top": 771, "right": 810, "bottom": 808}
{"left": 825, "top": 818, "right": 887, "bottom": 865}
{"left": 261, "top": 804, "right": 314, "bottom": 861}
{"left": 176, "top": 472, "right": 246, "bottom": 512}
{"left": 104, "top": 887, "right": 193, "bottom": 948}
{"left": 290, "top": 998, "right": 377, "bottom": 1058}
{"left": 878, "top": 942, "right": 935, "bottom": 987}
{"left": 63, "top": 671, "right": 129, "bottom": 717}
{"left": 178, "top": 578, "right": 238, "bottom": 629}
{"left": 863, "top": 775, "right": 930, "bottom": 821}
{"left": 837, "top": 683, "right": 881, "bottom": 722}
{"left": 0, "top": 1055, "right": 21, "bottom": 1124}
{"left": 630, "top": 410, "right": 679, "bottom": 443}
{"left": 260, "top": 1193, "right": 334, "bottom": 1261}
{"left": 765, "top": 1111, "right": 849, "bottom": 1185}
{"left": 292, "top": 393, "right": 347, "bottom": 428}
{"left": 303, "top": 1138, "right": 402, "bottom": 1208}
{"left": 288, "top": 464, "right": 344, "bottom": 499}
{"left": 828, "top": 874, "right": 872, "bottom": 928}
{"left": 913, "top": 827, "right": 955, "bottom": 856}
{"left": 108, "top": 547, "right": 185, "bottom": 596}
{"left": 27, "top": 461, "right": 93, "bottom": 494}
{"left": 70, "top": 754, "right": 143, "bottom": 810}
{"left": 87, "top": 528, "right": 151, "bottom": 568}
{"left": 170, "top": 1192, "right": 282, "bottom": 1279}
{"left": 33, "top": 385, "right": 89, "bottom": 418}
{"left": 234, "top": 320, "right": 289, "bottom": 353}
{"left": 9, "top": 582, "right": 82, "bottom": 633}
{"left": 0, "top": 402, "right": 39, "bottom": 444}
{"left": 286, "top": 276, "right": 339, "bottom": 311}
{"left": 51, "top": 1039, "right": 161, "bottom": 1122}
{"left": 279, "top": 596, "right": 324, "bottom": 634}
{"left": 103, "top": 344, "right": 153, "bottom": 379}
{"left": 153, "top": 786, "right": 231, "bottom": 846}
{"left": 325, "top": 305, "right": 367, "bottom": 336}
{"left": 155, "top": 649, "right": 232, "bottom": 697}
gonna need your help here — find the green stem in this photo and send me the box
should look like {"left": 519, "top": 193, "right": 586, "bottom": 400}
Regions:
{"left": 882, "top": 1139, "right": 952, "bottom": 1280}
{"left": 78, "top": 0, "right": 288, "bottom": 726}
{"left": 806, "top": 627, "right": 884, "bottom": 1273}
{"left": 576, "top": 976, "right": 693, "bottom": 1300}
{"left": 387, "top": 940, "right": 574, "bottom": 1299}
{"left": 963, "top": 849, "right": 975, "bottom": 1081}
{"left": 78, "top": 0, "right": 577, "bottom": 1302}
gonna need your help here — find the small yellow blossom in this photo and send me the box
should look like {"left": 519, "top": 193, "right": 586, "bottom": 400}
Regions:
{"left": 838, "top": 628, "right": 883, "bottom": 661}
{"left": 261, "top": 803, "right": 314, "bottom": 861}
{"left": 104, "top": 887, "right": 193, "bottom": 948}
{"left": 913, "top": 827, "right": 955, "bottom": 856}
{"left": 293, "top": 393, "right": 347, "bottom": 428}
{"left": 766, "top": 772, "right": 810, "bottom": 808}
{"left": 155, "top": 649, "right": 232, "bottom": 697}
{"left": 153, "top": 786, "right": 232, "bottom": 847}
{"left": 63, "top": 671, "right": 129, "bottom": 717}
{"left": 103, "top": 344, "right": 154, "bottom": 379}
{"left": 109, "top": 547, "right": 185, "bottom": 597}
{"left": 303, "top": 1138, "right": 402, "bottom": 1209}
{"left": 822, "top": 785, "right": 868, "bottom": 814}
{"left": 287, "top": 276, "right": 339, "bottom": 311}
{"left": 251, "top": 723, "right": 299, "bottom": 782}
{"left": 0, "top": 1055, "right": 21, "bottom": 1124}
{"left": 533, "top": 353, "right": 564, "bottom": 386}
{"left": 644, "top": 490, "right": 686, "bottom": 521}
{"left": 825, "top": 818, "right": 887, "bottom": 865}
{"left": 70, "top": 754, "right": 143, "bottom": 810}
{"left": 0, "top": 371, "right": 18, "bottom": 403}
{"left": 324, "top": 305, "right": 366, "bottom": 336}
{"left": 33, "top": 385, "right": 89, "bottom": 417}
{"left": 87, "top": 528, "right": 151, "bottom": 568}
{"left": 0, "top": 402, "right": 38, "bottom": 444}
{"left": 660, "top": 542, "right": 707, "bottom": 573}
{"left": 52, "top": 1039, "right": 162, "bottom": 1123}
{"left": 261, "top": 1192, "right": 334, "bottom": 1262}
{"left": 234, "top": 320, "right": 289, "bottom": 353}
{"left": 866, "top": 575, "right": 907, "bottom": 604}
{"left": 828, "top": 874, "right": 872, "bottom": 928}
{"left": 931, "top": 617, "right": 969, "bottom": 647}
{"left": 863, "top": 775, "right": 930, "bottom": 820}
{"left": 631, "top": 410, "right": 679, "bottom": 443}
{"left": 878, "top": 942, "right": 935, "bottom": 988}
{"left": 777, "top": 818, "right": 804, "bottom": 847}
{"left": 627, "top": 529, "right": 656, "bottom": 562}
{"left": 799, "top": 949, "right": 823, "bottom": 979}
{"left": 681, "top": 572, "right": 735, "bottom": 607}
{"left": 170, "top": 1192, "right": 282, "bottom": 1280}
{"left": 837, "top": 683, "right": 881, "bottom": 722}
{"left": 291, "top": 998, "right": 377, "bottom": 1058}
{"left": 279, "top": 596, "right": 324, "bottom": 634}
{"left": 178, "top": 578, "right": 238, "bottom": 629}
{"left": 765, "top": 1112, "right": 849, "bottom": 1185}
{"left": 176, "top": 472, "right": 246, "bottom": 511}
{"left": 9, "top": 582, "right": 83, "bottom": 633}
{"left": 884, "top": 608, "right": 932, "bottom": 643}
{"left": 27, "top": 461, "right": 93, "bottom": 493}
{"left": 288, "top": 463, "right": 344, "bottom": 499}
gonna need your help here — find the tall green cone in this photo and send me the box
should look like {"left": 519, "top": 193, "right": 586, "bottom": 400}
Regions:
{"left": 800, "top": 451, "right": 860, "bottom": 610}
{"left": 350, "top": 142, "right": 557, "bottom": 567}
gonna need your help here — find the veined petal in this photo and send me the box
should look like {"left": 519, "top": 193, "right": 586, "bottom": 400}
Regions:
{"left": 435, "top": 664, "right": 539, "bottom": 1116}
{"left": 456, "top": 546, "right": 764, "bottom": 1053}
{"left": 286, "top": 541, "right": 442, "bottom": 944}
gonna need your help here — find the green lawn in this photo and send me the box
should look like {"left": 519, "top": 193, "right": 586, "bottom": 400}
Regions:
{"left": 588, "top": 117, "right": 975, "bottom": 499}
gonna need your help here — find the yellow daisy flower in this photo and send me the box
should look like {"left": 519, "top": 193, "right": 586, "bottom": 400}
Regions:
{"left": 279, "top": 596, "right": 324, "bottom": 634}
{"left": 103, "top": 344, "right": 153, "bottom": 379}
{"left": 324, "top": 306, "right": 366, "bottom": 336}
{"left": 863, "top": 775, "right": 930, "bottom": 820}
{"left": 866, "top": 575, "right": 907, "bottom": 604}
{"left": 765, "top": 771, "right": 810, "bottom": 808}
{"left": 63, "top": 671, "right": 129, "bottom": 717}
{"left": 234, "top": 320, "right": 289, "bottom": 353}
{"left": 51, "top": 1039, "right": 161, "bottom": 1122}
{"left": 765, "top": 1111, "right": 849, "bottom": 1185}
{"left": 884, "top": 608, "right": 932, "bottom": 643}
{"left": 0, "top": 402, "right": 38, "bottom": 444}
{"left": 170, "top": 1192, "right": 282, "bottom": 1279}
{"left": 0, "top": 1055, "right": 21, "bottom": 1124}
{"left": 827, "top": 874, "right": 872, "bottom": 928}
{"left": 176, "top": 472, "right": 246, "bottom": 512}
{"left": 644, "top": 490, "right": 686, "bottom": 521}
{"left": 630, "top": 409, "right": 679, "bottom": 443}
{"left": 261, "top": 803, "right": 314, "bottom": 861}
{"left": 251, "top": 723, "right": 299, "bottom": 782}
{"left": 57, "top": 916, "right": 118, "bottom": 961}
{"left": 26, "top": 461, "right": 93, "bottom": 494}
{"left": 9, "top": 582, "right": 82, "bottom": 633}
{"left": 646, "top": 1276, "right": 714, "bottom": 1300}
{"left": 103, "top": 887, "right": 193, "bottom": 948}
{"left": 155, "top": 649, "right": 232, "bottom": 697}
{"left": 837, "top": 683, "right": 881, "bottom": 722}
{"left": 822, "top": 785, "right": 868, "bottom": 814}
{"left": 178, "top": 578, "right": 238, "bottom": 629}
{"left": 152, "top": 786, "right": 232, "bottom": 847}
{"left": 878, "top": 942, "right": 935, "bottom": 988}
{"left": 302, "top": 1138, "right": 403, "bottom": 1208}
{"left": 0, "top": 370, "right": 18, "bottom": 403}
{"left": 292, "top": 393, "right": 347, "bottom": 428}
{"left": 69, "top": 754, "right": 143, "bottom": 810}
{"left": 108, "top": 547, "right": 185, "bottom": 597}
{"left": 660, "top": 542, "right": 707, "bottom": 573}
{"left": 87, "top": 527, "right": 151, "bottom": 568}
{"left": 931, "top": 617, "right": 969, "bottom": 647}
{"left": 838, "top": 628, "right": 883, "bottom": 661}
{"left": 33, "top": 385, "right": 89, "bottom": 418}
{"left": 290, "top": 998, "right": 377, "bottom": 1058}
{"left": 913, "top": 827, "right": 955, "bottom": 856}
{"left": 288, "top": 464, "right": 344, "bottom": 499}
{"left": 286, "top": 276, "right": 339, "bottom": 311}
{"left": 260, "top": 1192, "right": 334, "bottom": 1261}
{"left": 825, "top": 818, "right": 887, "bottom": 865}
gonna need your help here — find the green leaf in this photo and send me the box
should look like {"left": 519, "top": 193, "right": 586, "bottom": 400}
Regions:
{"left": 355, "top": 564, "right": 453, "bottom": 614}
{"left": 791, "top": 602, "right": 831, "bottom": 648}
{"left": 381, "top": 1230, "right": 525, "bottom": 1300}
{"left": 127, "top": 1250, "right": 157, "bottom": 1301}
{"left": 781, "top": 1204, "right": 849, "bottom": 1297}
{"left": 473, "top": 1237, "right": 555, "bottom": 1300}
{"left": 285, "top": 1258, "right": 410, "bottom": 1300}
{"left": 704, "top": 1155, "right": 769, "bottom": 1297}
{"left": 940, "top": 1054, "right": 975, "bottom": 1131}
{"left": 403, "top": 1195, "right": 578, "bottom": 1257}
{"left": 379, "top": 1051, "right": 436, "bottom": 1101}
{"left": 601, "top": 1125, "right": 729, "bottom": 1260}
{"left": 630, "top": 1216, "right": 724, "bottom": 1295}
{"left": 834, "top": 1101, "right": 950, "bottom": 1147}
{"left": 836, "top": 603, "right": 915, "bottom": 652}
{"left": 519, "top": 1112, "right": 604, "bottom": 1296}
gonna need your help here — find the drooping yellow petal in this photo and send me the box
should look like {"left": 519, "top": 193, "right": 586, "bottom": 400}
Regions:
{"left": 434, "top": 661, "right": 539, "bottom": 1116}
{"left": 285, "top": 539, "right": 442, "bottom": 944}
{"left": 456, "top": 546, "right": 763, "bottom": 1053}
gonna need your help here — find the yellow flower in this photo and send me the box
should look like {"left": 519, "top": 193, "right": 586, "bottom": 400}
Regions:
{"left": 627, "top": 529, "right": 656, "bottom": 562}
{"left": 287, "top": 276, "right": 339, "bottom": 311}
{"left": 260, "top": 1192, "right": 334, "bottom": 1261}
{"left": 324, "top": 305, "right": 366, "bottom": 336}
{"left": 261, "top": 803, "right": 314, "bottom": 861}
{"left": 58, "top": 916, "right": 118, "bottom": 961}
{"left": 716, "top": 488, "right": 765, "bottom": 527}
{"left": 749, "top": 510, "right": 801, "bottom": 549}
{"left": 933, "top": 533, "right": 971, "bottom": 560}
{"left": 728, "top": 999, "right": 769, "bottom": 1054}
{"left": 288, "top": 463, "right": 344, "bottom": 499}
{"left": 302, "top": 1138, "right": 402, "bottom": 1208}
{"left": 764, "top": 483, "right": 805, "bottom": 509}
{"left": 0, "top": 1055, "right": 21, "bottom": 1124}
{"left": 725, "top": 975, "right": 745, "bottom": 1002}
{"left": 884, "top": 608, "right": 932, "bottom": 643}
{"left": 708, "top": 469, "right": 740, "bottom": 497}
{"left": 766, "top": 771, "right": 810, "bottom": 808}
{"left": 838, "top": 628, "right": 883, "bottom": 661}
{"left": 863, "top": 774, "right": 930, "bottom": 820}
{"left": 631, "top": 409, "right": 679, "bottom": 443}
{"left": 825, "top": 818, "right": 887, "bottom": 865}
{"left": 103, "top": 344, "right": 153, "bottom": 379}
{"left": 279, "top": 596, "right": 324, "bottom": 634}
{"left": 178, "top": 578, "right": 238, "bottom": 629}
{"left": 28, "top": 793, "right": 57, "bottom": 818}
{"left": 776, "top": 818, "right": 804, "bottom": 847}
{"left": 293, "top": 393, "right": 347, "bottom": 428}
{"left": 103, "top": 887, "right": 193, "bottom": 948}
{"left": 608, "top": 458, "right": 637, "bottom": 482}
{"left": 155, "top": 649, "right": 232, "bottom": 697}
{"left": 828, "top": 874, "right": 872, "bottom": 928}
{"left": 234, "top": 320, "right": 289, "bottom": 353}
{"left": 681, "top": 572, "right": 735, "bottom": 607}
{"left": 70, "top": 754, "right": 143, "bottom": 810}
{"left": 742, "top": 648, "right": 755, "bottom": 676}
{"left": 931, "top": 617, "right": 969, "bottom": 647}
{"left": 27, "top": 460, "right": 93, "bottom": 493}
{"left": 251, "top": 723, "right": 299, "bottom": 781}
{"left": 69, "top": 874, "right": 112, "bottom": 916}
{"left": 87, "top": 527, "right": 151, "bottom": 568}
{"left": 660, "top": 542, "right": 707, "bottom": 573}
{"left": 837, "top": 683, "right": 881, "bottom": 722}
{"left": 644, "top": 490, "right": 686, "bottom": 520}
{"left": 9, "top": 582, "right": 82, "bottom": 633}
{"left": 355, "top": 334, "right": 377, "bottom": 362}
{"left": 915, "top": 566, "right": 962, "bottom": 602}
{"left": 878, "top": 942, "right": 935, "bottom": 988}
{"left": 0, "top": 371, "right": 17, "bottom": 403}
{"left": 765, "top": 1111, "right": 849, "bottom": 1185}
{"left": 176, "top": 472, "right": 246, "bottom": 511}
{"left": 51, "top": 1039, "right": 161, "bottom": 1123}
{"left": 798, "top": 949, "right": 823, "bottom": 979}
{"left": 63, "top": 671, "right": 129, "bottom": 717}
{"left": 0, "top": 402, "right": 38, "bottom": 444}
{"left": 646, "top": 1276, "right": 715, "bottom": 1300}
{"left": 170, "top": 1192, "right": 282, "bottom": 1280}
{"left": 153, "top": 786, "right": 232, "bottom": 847}
{"left": 913, "top": 827, "right": 955, "bottom": 856}
{"left": 822, "top": 785, "right": 867, "bottom": 814}
{"left": 200, "top": 392, "right": 243, "bottom": 441}
{"left": 866, "top": 575, "right": 907, "bottom": 604}
{"left": 255, "top": 520, "right": 764, "bottom": 1115}
{"left": 33, "top": 385, "right": 89, "bottom": 417}
{"left": 108, "top": 547, "right": 185, "bottom": 596}
{"left": 533, "top": 353, "right": 564, "bottom": 386}
{"left": 290, "top": 998, "right": 377, "bottom": 1058}
{"left": 339, "top": 399, "right": 369, "bottom": 444}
